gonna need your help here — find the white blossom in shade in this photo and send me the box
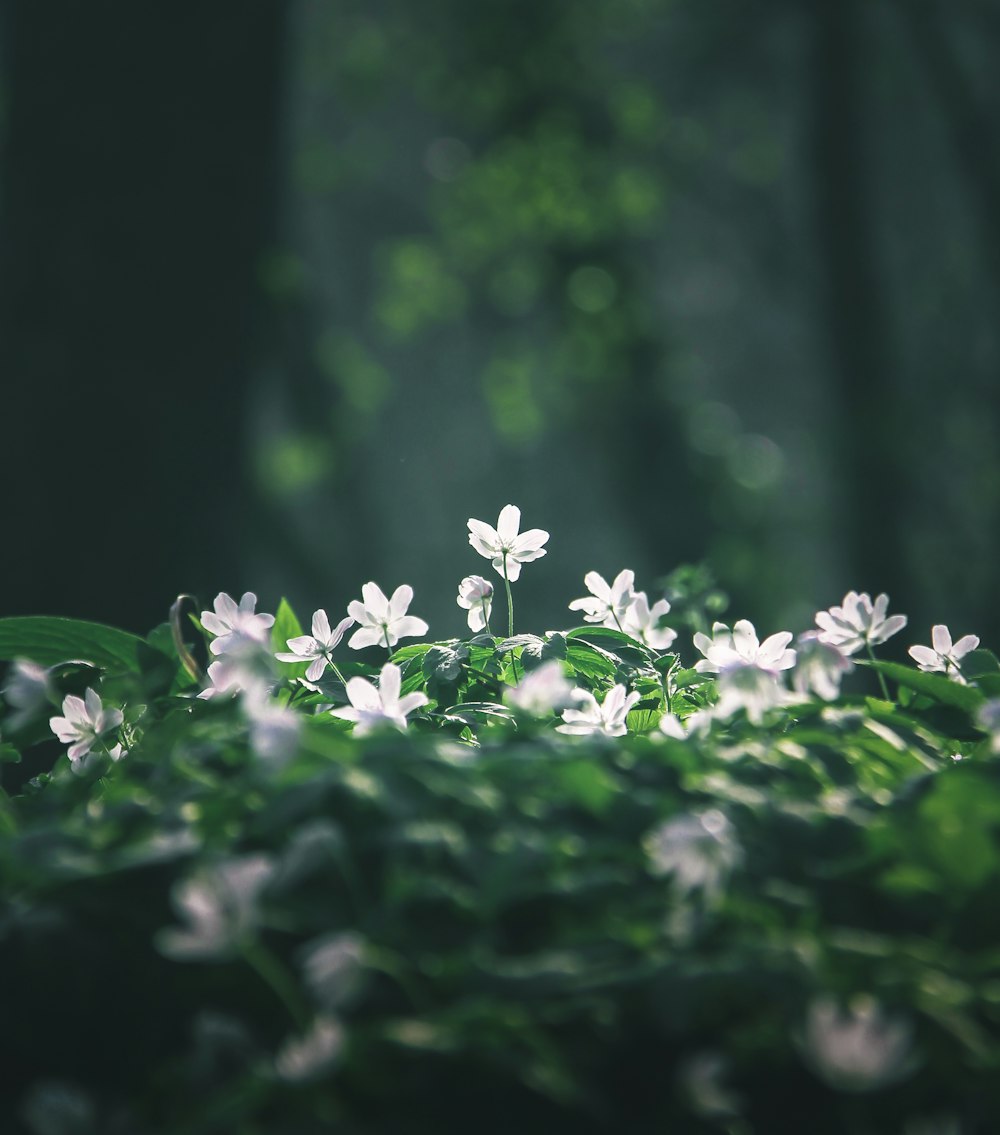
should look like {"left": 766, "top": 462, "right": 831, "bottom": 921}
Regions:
{"left": 568, "top": 569, "right": 637, "bottom": 626}
{"left": 201, "top": 592, "right": 275, "bottom": 656}
{"left": 814, "top": 591, "right": 907, "bottom": 656}
{"left": 467, "top": 503, "right": 549, "bottom": 582}
{"left": 456, "top": 575, "right": 494, "bottom": 632}
{"left": 677, "top": 1052, "right": 744, "bottom": 1119}
{"left": 621, "top": 592, "right": 678, "bottom": 650}
{"left": 977, "top": 699, "right": 1000, "bottom": 753}
{"left": 299, "top": 931, "right": 366, "bottom": 1010}
{"left": 198, "top": 652, "right": 274, "bottom": 701}
{"left": 3, "top": 659, "right": 53, "bottom": 729}
{"left": 715, "top": 662, "right": 791, "bottom": 723}
{"left": 908, "top": 624, "right": 980, "bottom": 682}
{"left": 244, "top": 690, "right": 301, "bottom": 763}
{"left": 556, "top": 683, "right": 640, "bottom": 737}
{"left": 329, "top": 662, "right": 428, "bottom": 735}
{"left": 802, "top": 995, "right": 915, "bottom": 1093}
{"left": 157, "top": 854, "right": 275, "bottom": 961}
{"left": 347, "top": 582, "right": 429, "bottom": 651}
{"left": 274, "top": 1015, "right": 344, "bottom": 1083}
{"left": 693, "top": 620, "right": 796, "bottom": 675}
{"left": 504, "top": 659, "right": 582, "bottom": 717}
{"left": 49, "top": 688, "right": 124, "bottom": 763}
{"left": 793, "top": 631, "right": 854, "bottom": 701}
{"left": 644, "top": 809, "right": 742, "bottom": 901}
{"left": 276, "top": 609, "right": 354, "bottom": 682}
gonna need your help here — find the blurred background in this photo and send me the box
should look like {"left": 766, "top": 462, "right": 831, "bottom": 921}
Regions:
{"left": 2, "top": 0, "right": 998, "bottom": 649}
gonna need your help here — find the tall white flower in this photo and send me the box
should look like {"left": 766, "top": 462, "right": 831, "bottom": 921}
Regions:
{"left": 456, "top": 575, "right": 494, "bottom": 632}
{"left": 793, "top": 631, "right": 853, "bottom": 701}
{"left": 276, "top": 609, "right": 354, "bottom": 681}
{"left": 329, "top": 662, "right": 428, "bottom": 735}
{"left": 467, "top": 504, "right": 549, "bottom": 582}
{"left": 908, "top": 625, "right": 979, "bottom": 682}
{"left": 568, "top": 569, "right": 637, "bottom": 627}
{"left": 347, "top": 583, "right": 429, "bottom": 650}
{"left": 814, "top": 591, "right": 907, "bottom": 656}
{"left": 693, "top": 620, "right": 795, "bottom": 675}
{"left": 557, "top": 683, "right": 639, "bottom": 737}
{"left": 621, "top": 592, "right": 677, "bottom": 650}
{"left": 505, "top": 659, "right": 582, "bottom": 717}
{"left": 157, "top": 854, "right": 275, "bottom": 961}
{"left": 201, "top": 592, "right": 275, "bottom": 656}
{"left": 802, "top": 996, "right": 914, "bottom": 1093}
{"left": 715, "top": 662, "right": 790, "bottom": 723}
{"left": 49, "top": 688, "right": 124, "bottom": 763}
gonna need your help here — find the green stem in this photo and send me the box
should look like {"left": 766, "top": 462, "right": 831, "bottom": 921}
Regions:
{"left": 502, "top": 554, "right": 514, "bottom": 639}
{"left": 866, "top": 641, "right": 891, "bottom": 700}
{"left": 482, "top": 597, "right": 492, "bottom": 637}
{"left": 329, "top": 660, "right": 349, "bottom": 687}
{"left": 383, "top": 627, "right": 394, "bottom": 660}
{"left": 241, "top": 939, "right": 310, "bottom": 1030}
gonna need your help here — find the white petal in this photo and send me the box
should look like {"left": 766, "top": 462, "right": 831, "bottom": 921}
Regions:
{"left": 952, "top": 634, "right": 980, "bottom": 659}
{"left": 361, "top": 582, "right": 389, "bottom": 619}
{"left": 931, "top": 625, "right": 952, "bottom": 654}
{"left": 306, "top": 657, "right": 328, "bottom": 682}
{"left": 503, "top": 558, "right": 522, "bottom": 582}
{"left": 348, "top": 626, "right": 384, "bottom": 650}
{"left": 312, "top": 609, "right": 332, "bottom": 642}
{"left": 345, "top": 676, "right": 381, "bottom": 712}
{"left": 908, "top": 645, "right": 940, "bottom": 669}
{"left": 397, "top": 691, "right": 429, "bottom": 716}
{"left": 347, "top": 600, "right": 372, "bottom": 626}
{"left": 388, "top": 584, "right": 414, "bottom": 618}
{"left": 391, "top": 616, "right": 428, "bottom": 640}
{"left": 378, "top": 663, "right": 402, "bottom": 706}
{"left": 583, "top": 571, "right": 611, "bottom": 601}
{"left": 496, "top": 504, "right": 521, "bottom": 542}
{"left": 512, "top": 528, "right": 549, "bottom": 554}
{"left": 214, "top": 593, "right": 240, "bottom": 623}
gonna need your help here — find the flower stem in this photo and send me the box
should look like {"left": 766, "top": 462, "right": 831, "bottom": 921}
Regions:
{"left": 482, "top": 598, "right": 492, "bottom": 637}
{"left": 330, "top": 661, "right": 349, "bottom": 688}
{"left": 383, "top": 628, "right": 394, "bottom": 660}
{"left": 503, "top": 554, "right": 514, "bottom": 639}
{"left": 866, "top": 641, "right": 891, "bottom": 700}
{"left": 241, "top": 939, "right": 310, "bottom": 1030}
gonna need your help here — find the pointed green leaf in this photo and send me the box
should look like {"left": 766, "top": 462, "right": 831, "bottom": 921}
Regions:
{"left": 867, "top": 660, "right": 984, "bottom": 713}
{"left": 0, "top": 617, "right": 143, "bottom": 671}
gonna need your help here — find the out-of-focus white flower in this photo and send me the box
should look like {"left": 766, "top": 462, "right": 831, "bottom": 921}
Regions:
{"left": 456, "top": 575, "right": 494, "bottom": 632}
{"left": 657, "top": 712, "right": 688, "bottom": 739}
{"left": 645, "top": 809, "right": 742, "bottom": 900}
{"left": 201, "top": 592, "right": 275, "bottom": 657}
{"left": 467, "top": 504, "right": 549, "bottom": 582}
{"left": 620, "top": 592, "right": 677, "bottom": 650}
{"left": 693, "top": 620, "right": 795, "bottom": 675}
{"left": 908, "top": 625, "right": 980, "bottom": 683}
{"left": 299, "top": 931, "right": 366, "bottom": 1010}
{"left": 198, "top": 652, "right": 274, "bottom": 701}
{"left": 802, "top": 995, "right": 915, "bottom": 1092}
{"left": 814, "top": 591, "right": 907, "bottom": 656}
{"left": 276, "top": 609, "right": 354, "bottom": 682}
{"left": 347, "top": 583, "right": 429, "bottom": 651}
{"left": 715, "top": 662, "right": 790, "bottom": 723}
{"left": 505, "top": 659, "right": 582, "bottom": 717}
{"left": 49, "top": 689, "right": 124, "bottom": 763}
{"left": 157, "top": 854, "right": 275, "bottom": 961}
{"left": 793, "top": 631, "right": 854, "bottom": 701}
{"left": 274, "top": 1015, "right": 344, "bottom": 1083}
{"left": 557, "top": 683, "right": 639, "bottom": 737}
{"left": 329, "top": 662, "right": 428, "bottom": 735}
{"left": 977, "top": 699, "right": 1000, "bottom": 753}
{"left": 568, "top": 569, "right": 637, "bottom": 626}
{"left": 677, "top": 1052, "right": 743, "bottom": 1119}
{"left": 3, "top": 659, "right": 53, "bottom": 729}
{"left": 244, "top": 690, "right": 301, "bottom": 762}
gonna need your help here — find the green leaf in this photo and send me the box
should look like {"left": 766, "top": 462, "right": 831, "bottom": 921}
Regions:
{"left": 867, "top": 660, "right": 984, "bottom": 714}
{"left": 0, "top": 743, "right": 21, "bottom": 765}
{"left": 962, "top": 649, "right": 1000, "bottom": 679}
{"left": 270, "top": 597, "right": 304, "bottom": 653}
{"left": 0, "top": 617, "right": 143, "bottom": 672}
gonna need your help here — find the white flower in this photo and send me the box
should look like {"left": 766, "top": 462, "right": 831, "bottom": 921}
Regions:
{"left": 274, "top": 1015, "right": 344, "bottom": 1083}
{"left": 793, "top": 632, "right": 854, "bottom": 701}
{"left": 456, "top": 575, "right": 494, "bottom": 632}
{"left": 657, "top": 712, "right": 689, "bottom": 739}
{"left": 977, "top": 699, "right": 1000, "bottom": 753}
{"left": 644, "top": 809, "right": 742, "bottom": 900}
{"left": 198, "top": 652, "right": 274, "bottom": 701}
{"left": 505, "top": 659, "right": 582, "bottom": 717}
{"left": 244, "top": 690, "right": 301, "bottom": 762}
{"left": 49, "top": 688, "right": 124, "bottom": 763}
{"left": 568, "top": 569, "right": 637, "bottom": 626}
{"left": 557, "top": 683, "right": 639, "bottom": 737}
{"left": 802, "top": 995, "right": 914, "bottom": 1092}
{"left": 693, "top": 620, "right": 795, "bottom": 675}
{"left": 677, "top": 1052, "right": 743, "bottom": 1119}
{"left": 157, "top": 854, "right": 275, "bottom": 961}
{"left": 329, "top": 662, "right": 428, "bottom": 735}
{"left": 299, "top": 931, "right": 366, "bottom": 1010}
{"left": 715, "top": 662, "right": 790, "bottom": 723}
{"left": 621, "top": 592, "right": 677, "bottom": 650}
{"left": 201, "top": 592, "right": 276, "bottom": 657}
{"left": 467, "top": 504, "right": 549, "bottom": 582}
{"left": 908, "top": 624, "right": 980, "bottom": 682}
{"left": 347, "top": 583, "right": 429, "bottom": 651}
{"left": 814, "top": 591, "right": 907, "bottom": 656}
{"left": 3, "top": 659, "right": 53, "bottom": 729}
{"left": 276, "top": 609, "right": 354, "bottom": 682}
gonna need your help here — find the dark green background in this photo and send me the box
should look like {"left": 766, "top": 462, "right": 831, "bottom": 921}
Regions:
{"left": 2, "top": 0, "right": 997, "bottom": 648}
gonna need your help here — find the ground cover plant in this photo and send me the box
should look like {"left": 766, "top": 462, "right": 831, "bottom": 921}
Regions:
{"left": 3, "top": 506, "right": 1000, "bottom": 1134}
